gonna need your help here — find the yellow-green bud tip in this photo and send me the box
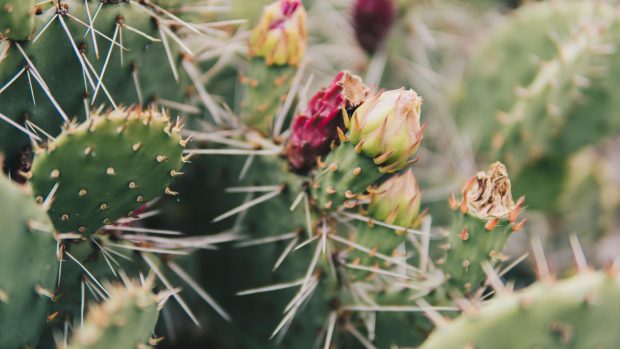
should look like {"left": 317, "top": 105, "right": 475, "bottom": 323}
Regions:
{"left": 249, "top": 0, "right": 307, "bottom": 66}
{"left": 349, "top": 88, "right": 424, "bottom": 172}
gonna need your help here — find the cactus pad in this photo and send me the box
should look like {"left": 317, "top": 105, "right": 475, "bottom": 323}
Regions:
{"left": 0, "top": 173, "right": 58, "bottom": 348}
{"left": 67, "top": 280, "right": 160, "bottom": 349}
{"left": 30, "top": 107, "right": 185, "bottom": 235}
{"left": 421, "top": 271, "right": 620, "bottom": 349}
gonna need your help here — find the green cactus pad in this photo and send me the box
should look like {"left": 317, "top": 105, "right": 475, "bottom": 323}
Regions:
{"left": 454, "top": 1, "right": 620, "bottom": 210}
{"left": 30, "top": 107, "right": 185, "bottom": 235}
{"left": 441, "top": 162, "right": 525, "bottom": 294}
{"left": 0, "top": 0, "right": 35, "bottom": 41}
{"left": 421, "top": 271, "right": 620, "bottom": 349}
{"left": 67, "top": 281, "right": 160, "bottom": 349}
{"left": 240, "top": 58, "right": 297, "bottom": 134}
{"left": 0, "top": 174, "right": 58, "bottom": 348}
{"left": 0, "top": 0, "right": 189, "bottom": 168}
{"left": 311, "top": 141, "right": 383, "bottom": 210}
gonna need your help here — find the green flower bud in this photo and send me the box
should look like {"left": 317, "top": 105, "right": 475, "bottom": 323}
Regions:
{"left": 249, "top": 0, "right": 307, "bottom": 66}
{"left": 347, "top": 88, "right": 424, "bottom": 173}
{"left": 368, "top": 169, "right": 423, "bottom": 228}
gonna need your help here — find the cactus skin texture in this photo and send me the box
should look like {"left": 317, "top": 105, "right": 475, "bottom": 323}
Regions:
{"left": 0, "top": 173, "right": 58, "bottom": 348}
{"left": 0, "top": 0, "right": 189, "bottom": 169}
{"left": 241, "top": 0, "right": 307, "bottom": 133}
{"left": 421, "top": 271, "right": 620, "bottom": 349}
{"left": 0, "top": 0, "right": 35, "bottom": 41}
{"left": 67, "top": 280, "right": 160, "bottom": 349}
{"left": 29, "top": 107, "right": 185, "bottom": 235}
{"left": 454, "top": 1, "right": 620, "bottom": 211}
{"left": 441, "top": 162, "right": 526, "bottom": 294}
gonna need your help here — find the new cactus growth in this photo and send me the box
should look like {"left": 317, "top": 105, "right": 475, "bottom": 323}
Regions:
{"left": 442, "top": 162, "right": 525, "bottom": 294}
{"left": 0, "top": 0, "right": 35, "bottom": 41}
{"left": 312, "top": 88, "right": 424, "bottom": 209}
{"left": 0, "top": 172, "right": 58, "bottom": 348}
{"left": 29, "top": 107, "right": 185, "bottom": 235}
{"left": 348, "top": 169, "right": 423, "bottom": 279}
{"left": 66, "top": 279, "right": 160, "bottom": 349}
{"left": 241, "top": 0, "right": 307, "bottom": 132}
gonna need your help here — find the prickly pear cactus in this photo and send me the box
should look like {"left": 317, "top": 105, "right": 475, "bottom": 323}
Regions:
{"left": 454, "top": 1, "right": 620, "bottom": 211}
{"left": 0, "top": 172, "right": 58, "bottom": 348}
{"left": 66, "top": 280, "right": 160, "bottom": 349}
{"left": 441, "top": 162, "right": 526, "bottom": 294}
{"left": 421, "top": 270, "right": 620, "bottom": 349}
{"left": 241, "top": 0, "right": 306, "bottom": 133}
{"left": 29, "top": 107, "right": 185, "bottom": 235}
{"left": 0, "top": 0, "right": 190, "bottom": 168}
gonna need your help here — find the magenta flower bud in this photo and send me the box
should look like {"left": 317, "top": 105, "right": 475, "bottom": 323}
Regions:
{"left": 286, "top": 71, "right": 369, "bottom": 172}
{"left": 353, "top": 0, "right": 396, "bottom": 54}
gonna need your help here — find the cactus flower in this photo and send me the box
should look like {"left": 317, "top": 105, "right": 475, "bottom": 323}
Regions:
{"left": 286, "top": 71, "right": 369, "bottom": 172}
{"left": 249, "top": 0, "right": 307, "bottom": 66}
{"left": 368, "top": 169, "right": 423, "bottom": 228}
{"left": 348, "top": 88, "right": 424, "bottom": 173}
{"left": 353, "top": 0, "right": 396, "bottom": 54}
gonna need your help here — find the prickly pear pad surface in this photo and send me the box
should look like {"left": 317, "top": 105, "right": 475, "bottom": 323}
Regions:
{"left": 421, "top": 271, "right": 620, "bottom": 349}
{"left": 0, "top": 174, "right": 58, "bottom": 348}
{"left": 67, "top": 281, "right": 159, "bottom": 349}
{"left": 30, "top": 108, "right": 184, "bottom": 235}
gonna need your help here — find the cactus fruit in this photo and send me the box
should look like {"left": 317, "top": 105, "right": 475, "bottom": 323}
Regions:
{"left": 353, "top": 0, "right": 396, "bottom": 54}
{"left": 286, "top": 70, "right": 369, "bottom": 173}
{"left": 312, "top": 88, "right": 424, "bottom": 209}
{"left": 0, "top": 0, "right": 35, "bottom": 41}
{"left": 29, "top": 107, "right": 185, "bottom": 235}
{"left": 0, "top": 0, "right": 190, "bottom": 169}
{"left": 441, "top": 162, "right": 525, "bottom": 294}
{"left": 66, "top": 280, "right": 160, "bottom": 349}
{"left": 241, "top": 0, "right": 307, "bottom": 133}
{"left": 347, "top": 169, "right": 423, "bottom": 279}
{"left": 421, "top": 270, "right": 620, "bottom": 349}
{"left": 0, "top": 172, "right": 58, "bottom": 348}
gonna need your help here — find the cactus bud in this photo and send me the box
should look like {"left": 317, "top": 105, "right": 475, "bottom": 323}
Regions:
{"left": 353, "top": 0, "right": 396, "bottom": 54}
{"left": 249, "top": 0, "right": 307, "bottom": 66}
{"left": 286, "top": 71, "right": 369, "bottom": 172}
{"left": 348, "top": 88, "right": 424, "bottom": 173}
{"left": 368, "top": 169, "right": 422, "bottom": 228}
{"left": 463, "top": 161, "right": 516, "bottom": 219}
